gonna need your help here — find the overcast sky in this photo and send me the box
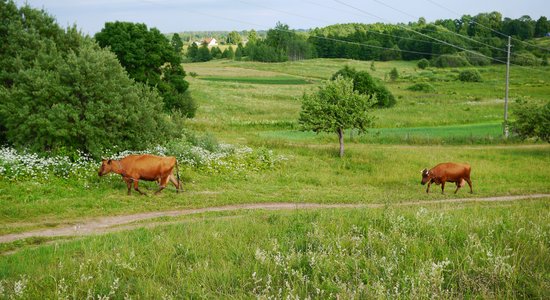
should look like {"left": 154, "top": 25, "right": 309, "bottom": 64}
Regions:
{"left": 18, "top": 0, "right": 550, "bottom": 35}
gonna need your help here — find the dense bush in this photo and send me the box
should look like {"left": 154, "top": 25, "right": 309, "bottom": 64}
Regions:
{"left": 417, "top": 58, "right": 430, "bottom": 69}
{"left": 433, "top": 54, "right": 471, "bottom": 68}
{"left": 458, "top": 69, "right": 483, "bottom": 82}
{"left": 0, "top": 39, "right": 176, "bottom": 157}
{"left": 511, "top": 100, "right": 550, "bottom": 142}
{"left": 459, "top": 51, "right": 492, "bottom": 66}
{"left": 407, "top": 83, "right": 436, "bottom": 92}
{"left": 331, "top": 66, "right": 396, "bottom": 108}
{"left": 512, "top": 51, "right": 542, "bottom": 66}
{"left": 0, "top": 1, "right": 177, "bottom": 157}
{"left": 389, "top": 67, "right": 399, "bottom": 81}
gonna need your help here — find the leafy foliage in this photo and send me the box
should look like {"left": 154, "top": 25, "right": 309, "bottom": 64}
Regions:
{"left": 246, "top": 22, "right": 316, "bottom": 62}
{"left": 433, "top": 54, "right": 471, "bottom": 68}
{"left": 458, "top": 69, "right": 483, "bottom": 82}
{"left": 511, "top": 100, "right": 550, "bottom": 142}
{"left": 407, "top": 82, "right": 436, "bottom": 92}
{"left": 171, "top": 33, "right": 183, "bottom": 54}
{"left": 417, "top": 58, "right": 430, "bottom": 69}
{"left": 331, "top": 66, "right": 396, "bottom": 108}
{"left": 459, "top": 51, "right": 491, "bottom": 66}
{"left": 94, "top": 22, "right": 195, "bottom": 115}
{"left": 299, "top": 76, "right": 374, "bottom": 157}
{"left": 389, "top": 67, "right": 399, "bottom": 81}
{"left": 0, "top": 1, "right": 176, "bottom": 157}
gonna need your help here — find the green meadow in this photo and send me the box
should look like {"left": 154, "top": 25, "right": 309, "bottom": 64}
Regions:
{"left": 1, "top": 59, "right": 549, "bottom": 298}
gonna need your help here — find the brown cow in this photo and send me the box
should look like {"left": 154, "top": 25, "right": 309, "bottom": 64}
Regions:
{"left": 420, "top": 162, "right": 473, "bottom": 194}
{"left": 98, "top": 154, "right": 182, "bottom": 195}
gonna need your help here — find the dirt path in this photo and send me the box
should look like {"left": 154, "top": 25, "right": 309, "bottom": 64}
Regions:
{"left": 1, "top": 194, "right": 549, "bottom": 244}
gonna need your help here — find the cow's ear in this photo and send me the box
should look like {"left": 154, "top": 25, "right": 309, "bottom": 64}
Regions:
{"left": 107, "top": 159, "right": 112, "bottom": 165}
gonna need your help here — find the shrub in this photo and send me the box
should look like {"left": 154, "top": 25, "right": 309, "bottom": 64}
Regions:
{"left": 417, "top": 58, "right": 430, "bottom": 69}
{"left": 512, "top": 51, "right": 542, "bottom": 66}
{"left": 458, "top": 69, "right": 482, "bottom": 82}
{"left": 0, "top": 39, "right": 176, "bottom": 158}
{"left": 433, "top": 54, "right": 470, "bottom": 68}
{"left": 459, "top": 51, "right": 491, "bottom": 66}
{"left": 511, "top": 100, "right": 550, "bottom": 142}
{"left": 407, "top": 83, "right": 435, "bottom": 92}
{"left": 331, "top": 66, "right": 396, "bottom": 108}
{"left": 389, "top": 67, "right": 399, "bottom": 81}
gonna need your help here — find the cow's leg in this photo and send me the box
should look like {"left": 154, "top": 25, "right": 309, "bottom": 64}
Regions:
{"left": 168, "top": 174, "right": 182, "bottom": 193}
{"left": 123, "top": 177, "right": 132, "bottom": 195}
{"left": 426, "top": 181, "right": 431, "bottom": 193}
{"left": 465, "top": 177, "right": 473, "bottom": 193}
{"left": 454, "top": 182, "right": 461, "bottom": 194}
{"left": 133, "top": 179, "right": 146, "bottom": 195}
{"left": 155, "top": 176, "right": 169, "bottom": 195}
{"left": 441, "top": 181, "right": 446, "bottom": 194}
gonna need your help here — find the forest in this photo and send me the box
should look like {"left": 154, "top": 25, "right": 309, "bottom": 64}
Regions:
{"left": 185, "top": 12, "right": 550, "bottom": 66}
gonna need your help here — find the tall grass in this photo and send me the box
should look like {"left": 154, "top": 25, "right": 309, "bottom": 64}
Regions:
{"left": 0, "top": 199, "right": 548, "bottom": 298}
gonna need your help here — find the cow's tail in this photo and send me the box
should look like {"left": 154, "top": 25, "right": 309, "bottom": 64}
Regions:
{"left": 176, "top": 159, "right": 182, "bottom": 192}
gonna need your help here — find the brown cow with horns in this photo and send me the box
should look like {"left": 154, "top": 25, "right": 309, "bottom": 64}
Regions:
{"left": 98, "top": 154, "right": 182, "bottom": 195}
{"left": 420, "top": 162, "right": 473, "bottom": 194}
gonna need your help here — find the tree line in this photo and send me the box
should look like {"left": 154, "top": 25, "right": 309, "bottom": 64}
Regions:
{"left": 181, "top": 12, "right": 550, "bottom": 66}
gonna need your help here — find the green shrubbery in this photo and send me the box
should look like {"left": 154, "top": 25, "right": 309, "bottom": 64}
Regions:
{"left": 331, "top": 66, "right": 396, "bottom": 108}
{"left": 0, "top": 1, "right": 179, "bottom": 158}
{"left": 459, "top": 69, "right": 483, "bottom": 82}
{"left": 511, "top": 99, "right": 550, "bottom": 142}
{"left": 433, "top": 54, "right": 470, "bottom": 68}
{"left": 459, "top": 51, "right": 492, "bottom": 66}
{"left": 94, "top": 21, "right": 196, "bottom": 116}
{"left": 407, "top": 82, "right": 436, "bottom": 92}
{"left": 417, "top": 58, "right": 430, "bottom": 69}
{"left": 512, "top": 51, "right": 542, "bottom": 66}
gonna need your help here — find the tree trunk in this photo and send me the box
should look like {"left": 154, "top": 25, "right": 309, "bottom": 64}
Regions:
{"left": 338, "top": 127, "right": 344, "bottom": 157}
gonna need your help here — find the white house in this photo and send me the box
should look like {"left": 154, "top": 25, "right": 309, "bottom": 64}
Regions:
{"left": 193, "top": 37, "right": 218, "bottom": 47}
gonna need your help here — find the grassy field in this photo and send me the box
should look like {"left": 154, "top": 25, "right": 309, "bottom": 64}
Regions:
{"left": 0, "top": 200, "right": 548, "bottom": 298}
{"left": 1, "top": 58, "right": 549, "bottom": 298}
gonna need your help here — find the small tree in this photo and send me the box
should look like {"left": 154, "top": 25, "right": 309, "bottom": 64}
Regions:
{"left": 235, "top": 43, "right": 244, "bottom": 60}
{"left": 389, "top": 67, "right": 399, "bottom": 81}
{"left": 299, "top": 76, "right": 374, "bottom": 157}
{"left": 196, "top": 43, "right": 212, "bottom": 62}
{"left": 222, "top": 46, "right": 235, "bottom": 59}
{"left": 210, "top": 46, "right": 222, "bottom": 59}
{"left": 226, "top": 31, "right": 242, "bottom": 45}
{"left": 187, "top": 42, "right": 199, "bottom": 60}
{"left": 417, "top": 58, "right": 430, "bottom": 69}
{"left": 171, "top": 33, "right": 183, "bottom": 54}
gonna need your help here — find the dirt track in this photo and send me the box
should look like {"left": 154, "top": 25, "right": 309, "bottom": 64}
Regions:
{"left": 1, "top": 194, "right": 549, "bottom": 244}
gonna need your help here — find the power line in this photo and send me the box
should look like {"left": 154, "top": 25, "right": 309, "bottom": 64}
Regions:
{"left": 332, "top": 0, "right": 507, "bottom": 64}
{"left": 139, "top": 0, "right": 549, "bottom": 74}
{"left": 424, "top": 0, "right": 550, "bottom": 53}
{"left": 368, "top": 0, "right": 545, "bottom": 65}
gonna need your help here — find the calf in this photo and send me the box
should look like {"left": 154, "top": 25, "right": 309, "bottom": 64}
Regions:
{"left": 421, "top": 162, "right": 473, "bottom": 194}
{"left": 98, "top": 154, "right": 182, "bottom": 195}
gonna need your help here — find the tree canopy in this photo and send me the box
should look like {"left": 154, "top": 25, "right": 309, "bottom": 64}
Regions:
{"left": 95, "top": 22, "right": 196, "bottom": 116}
{"left": 0, "top": 0, "right": 176, "bottom": 157}
{"left": 331, "top": 66, "right": 396, "bottom": 108}
{"left": 299, "top": 76, "right": 374, "bottom": 157}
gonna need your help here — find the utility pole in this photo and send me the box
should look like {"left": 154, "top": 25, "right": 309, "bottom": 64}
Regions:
{"left": 504, "top": 36, "right": 511, "bottom": 138}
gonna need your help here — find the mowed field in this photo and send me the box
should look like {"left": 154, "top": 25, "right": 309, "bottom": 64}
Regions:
{"left": 0, "top": 58, "right": 549, "bottom": 298}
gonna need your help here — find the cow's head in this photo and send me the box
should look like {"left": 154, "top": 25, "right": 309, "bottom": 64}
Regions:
{"left": 98, "top": 159, "right": 113, "bottom": 176}
{"left": 420, "top": 168, "right": 431, "bottom": 185}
